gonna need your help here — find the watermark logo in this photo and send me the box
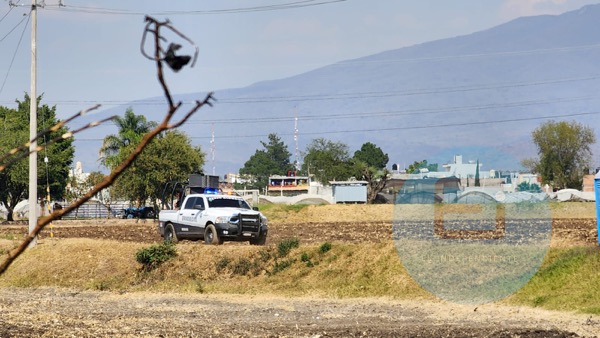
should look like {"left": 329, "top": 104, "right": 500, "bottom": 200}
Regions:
{"left": 393, "top": 177, "right": 552, "bottom": 304}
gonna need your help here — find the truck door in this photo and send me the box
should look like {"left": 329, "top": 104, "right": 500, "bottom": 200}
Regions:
{"left": 177, "top": 196, "right": 204, "bottom": 237}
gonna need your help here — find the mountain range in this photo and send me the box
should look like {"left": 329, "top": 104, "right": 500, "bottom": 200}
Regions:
{"left": 74, "top": 4, "right": 600, "bottom": 176}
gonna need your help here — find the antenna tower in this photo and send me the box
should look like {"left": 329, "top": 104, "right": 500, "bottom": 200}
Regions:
{"left": 210, "top": 124, "right": 215, "bottom": 175}
{"left": 294, "top": 112, "right": 299, "bottom": 170}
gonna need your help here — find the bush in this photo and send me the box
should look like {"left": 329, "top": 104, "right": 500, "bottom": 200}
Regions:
{"left": 215, "top": 256, "right": 231, "bottom": 273}
{"left": 232, "top": 258, "right": 252, "bottom": 276}
{"left": 319, "top": 242, "right": 332, "bottom": 254}
{"left": 272, "top": 258, "right": 295, "bottom": 274}
{"left": 278, "top": 238, "right": 299, "bottom": 257}
{"left": 135, "top": 242, "right": 177, "bottom": 271}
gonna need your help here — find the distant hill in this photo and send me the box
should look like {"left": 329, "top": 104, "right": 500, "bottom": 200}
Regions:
{"left": 75, "top": 4, "right": 600, "bottom": 176}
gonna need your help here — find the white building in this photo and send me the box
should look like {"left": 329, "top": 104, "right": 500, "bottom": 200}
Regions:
{"left": 442, "top": 155, "right": 489, "bottom": 179}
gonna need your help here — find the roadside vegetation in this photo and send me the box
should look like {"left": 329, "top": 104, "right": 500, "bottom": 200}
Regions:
{"left": 508, "top": 246, "right": 600, "bottom": 314}
{"left": 0, "top": 234, "right": 598, "bottom": 314}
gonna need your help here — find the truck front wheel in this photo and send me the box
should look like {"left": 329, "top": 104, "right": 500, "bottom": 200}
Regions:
{"left": 204, "top": 224, "right": 223, "bottom": 245}
{"left": 164, "top": 224, "right": 179, "bottom": 243}
{"left": 250, "top": 232, "right": 266, "bottom": 246}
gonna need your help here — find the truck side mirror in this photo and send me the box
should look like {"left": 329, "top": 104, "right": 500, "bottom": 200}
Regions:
{"left": 252, "top": 207, "right": 259, "bottom": 211}
{"left": 193, "top": 205, "right": 205, "bottom": 211}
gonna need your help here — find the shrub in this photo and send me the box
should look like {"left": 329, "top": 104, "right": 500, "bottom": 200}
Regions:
{"left": 278, "top": 238, "right": 299, "bottom": 257}
{"left": 300, "top": 252, "right": 314, "bottom": 267}
{"left": 319, "top": 242, "right": 332, "bottom": 254}
{"left": 135, "top": 242, "right": 177, "bottom": 271}
{"left": 232, "top": 258, "right": 252, "bottom": 276}
{"left": 272, "top": 258, "right": 295, "bottom": 274}
{"left": 258, "top": 248, "right": 272, "bottom": 262}
{"left": 215, "top": 256, "right": 231, "bottom": 273}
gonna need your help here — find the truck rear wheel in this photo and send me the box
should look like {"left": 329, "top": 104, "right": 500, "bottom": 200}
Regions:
{"left": 204, "top": 224, "right": 223, "bottom": 245}
{"left": 164, "top": 224, "right": 178, "bottom": 243}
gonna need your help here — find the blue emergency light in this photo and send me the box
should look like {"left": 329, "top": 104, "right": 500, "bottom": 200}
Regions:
{"left": 204, "top": 188, "right": 220, "bottom": 194}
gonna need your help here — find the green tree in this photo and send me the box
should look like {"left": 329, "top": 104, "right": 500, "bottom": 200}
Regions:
{"left": 0, "top": 95, "right": 74, "bottom": 221}
{"left": 474, "top": 159, "right": 480, "bottom": 187}
{"left": 239, "top": 133, "right": 292, "bottom": 190}
{"left": 84, "top": 171, "right": 114, "bottom": 208}
{"left": 110, "top": 130, "right": 204, "bottom": 206}
{"left": 352, "top": 142, "right": 390, "bottom": 203}
{"left": 353, "top": 142, "right": 389, "bottom": 169}
{"left": 99, "top": 108, "right": 157, "bottom": 168}
{"left": 523, "top": 120, "right": 596, "bottom": 190}
{"left": 406, "top": 160, "right": 438, "bottom": 174}
{"left": 517, "top": 181, "right": 542, "bottom": 193}
{"left": 301, "top": 138, "right": 353, "bottom": 184}
{"left": 100, "top": 110, "right": 203, "bottom": 206}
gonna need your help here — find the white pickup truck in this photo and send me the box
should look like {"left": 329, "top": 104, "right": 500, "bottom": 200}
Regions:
{"left": 157, "top": 193, "right": 268, "bottom": 245}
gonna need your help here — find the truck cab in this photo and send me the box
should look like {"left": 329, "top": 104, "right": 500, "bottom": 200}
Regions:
{"left": 157, "top": 192, "right": 268, "bottom": 245}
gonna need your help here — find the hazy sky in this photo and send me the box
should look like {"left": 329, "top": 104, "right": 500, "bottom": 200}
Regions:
{"left": 1, "top": 0, "right": 599, "bottom": 118}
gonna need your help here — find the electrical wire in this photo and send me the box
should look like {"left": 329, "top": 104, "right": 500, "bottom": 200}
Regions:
{"left": 60, "top": 94, "right": 597, "bottom": 129}
{"left": 74, "top": 110, "right": 600, "bottom": 141}
{"left": 44, "top": 0, "right": 347, "bottom": 16}
{"left": 0, "top": 7, "right": 13, "bottom": 25}
{"left": 335, "top": 43, "right": 600, "bottom": 66}
{"left": 0, "top": 9, "right": 28, "bottom": 43}
{"left": 0, "top": 11, "right": 30, "bottom": 97}
{"left": 5, "top": 72, "right": 597, "bottom": 108}
{"left": 0, "top": 0, "right": 21, "bottom": 24}
{"left": 189, "top": 110, "right": 600, "bottom": 139}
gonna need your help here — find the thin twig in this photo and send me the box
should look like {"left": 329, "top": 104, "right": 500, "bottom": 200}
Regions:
{"left": 0, "top": 104, "right": 101, "bottom": 166}
{"left": 0, "top": 115, "right": 115, "bottom": 172}
{"left": 0, "top": 15, "right": 214, "bottom": 275}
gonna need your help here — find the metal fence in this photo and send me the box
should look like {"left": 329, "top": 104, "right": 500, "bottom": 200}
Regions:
{"left": 54, "top": 202, "right": 130, "bottom": 219}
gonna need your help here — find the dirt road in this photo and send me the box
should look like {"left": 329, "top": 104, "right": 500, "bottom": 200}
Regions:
{"left": 0, "top": 287, "right": 597, "bottom": 337}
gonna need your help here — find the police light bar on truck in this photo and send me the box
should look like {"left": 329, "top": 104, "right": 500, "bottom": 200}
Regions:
{"left": 204, "top": 188, "right": 220, "bottom": 194}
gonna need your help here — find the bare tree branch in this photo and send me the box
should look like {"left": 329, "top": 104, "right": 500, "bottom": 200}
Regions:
{"left": 0, "top": 115, "right": 115, "bottom": 172}
{"left": 0, "top": 15, "right": 214, "bottom": 275}
{"left": 0, "top": 104, "right": 102, "bottom": 167}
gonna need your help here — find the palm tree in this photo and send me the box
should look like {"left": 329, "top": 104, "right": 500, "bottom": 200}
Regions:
{"left": 99, "top": 108, "right": 157, "bottom": 169}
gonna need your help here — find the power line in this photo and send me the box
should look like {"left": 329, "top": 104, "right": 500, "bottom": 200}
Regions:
{"left": 0, "top": 0, "right": 22, "bottom": 24}
{"left": 177, "top": 95, "right": 598, "bottom": 126}
{"left": 0, "top": 5, "right": 14, "bottom": 24}
{"left": 335, "top": 43, "right": 600, "bottom": 66}
{"left": 74, "top": 110, "right": 600, "bottom": 142}
{"left": 189, "top": 111, "right": 600, "bottom": 139}
{"left": 216, "top": 75, "right": 600, "bottom": 104}
{"left": 63, "top": 94, "right": 596, "bottom": 129}
{"left": 0, "top": 9, "right": 28, "bottom": 43}
{"left": 0, "top": 71, "right": 600, "bottom": 106}
{"left": 45, "top": 0, "right": 347, "bottom": 16}
{"left": 0, "top": 10, "right": 30, "bottom": 97}
{"left": 5, "top": 72, "right": 597, "bottom": 107}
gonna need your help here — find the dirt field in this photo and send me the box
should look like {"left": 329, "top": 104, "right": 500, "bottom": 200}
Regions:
{"left": 0, "top": 214, "right": 597, "bottom": 247}
{"left": 0, "top": 287, "right": 597, "bottom": 337}
{"left": 0, "top": 203, "right": 599, "bottom": 337}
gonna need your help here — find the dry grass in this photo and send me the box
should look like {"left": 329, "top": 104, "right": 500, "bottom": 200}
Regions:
{"left": 0, "top": 202, "right": 598, "bottom": 313}
{"left": 260, "top": 203, "right": 395, "bottom": 223}
{"left": 0, "top": 237, "right": 429, "bottom": 300}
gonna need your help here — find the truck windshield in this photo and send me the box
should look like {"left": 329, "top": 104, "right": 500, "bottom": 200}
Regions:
{"left": 207, "top": 197, "right": 251, "bottom": 209}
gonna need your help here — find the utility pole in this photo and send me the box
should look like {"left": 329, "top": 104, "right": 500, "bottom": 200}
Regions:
{"left": 28, "top": 0, "right": 38, "bottom": 247}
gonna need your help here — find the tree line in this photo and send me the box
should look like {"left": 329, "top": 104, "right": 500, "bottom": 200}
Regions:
{"left": 0, "top": 95, "right": 596, "bottom": 220}
{"left": 238, "top": 133, "right": 391, "bottom": 203}
{"left": 0, "top": 97, "right": 204, "bottom": 221}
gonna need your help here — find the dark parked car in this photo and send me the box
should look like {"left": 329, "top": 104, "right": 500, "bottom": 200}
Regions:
{"left": 121, "top": 206, "right": 156, "bottom": 219}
